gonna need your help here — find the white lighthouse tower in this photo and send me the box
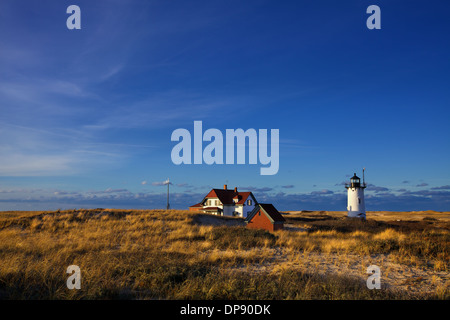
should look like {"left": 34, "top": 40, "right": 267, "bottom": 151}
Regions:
{"left": 345, "top": 170, "right": 366, "bottom": 219}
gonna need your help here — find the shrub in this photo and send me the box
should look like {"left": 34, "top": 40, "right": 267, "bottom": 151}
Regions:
{"left": 208, "top": 226, "right": 277, "bottom": 249}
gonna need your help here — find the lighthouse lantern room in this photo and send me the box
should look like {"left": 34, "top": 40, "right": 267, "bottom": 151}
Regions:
{"left": 345, "top": 170, "right": 366, "bottom": 219}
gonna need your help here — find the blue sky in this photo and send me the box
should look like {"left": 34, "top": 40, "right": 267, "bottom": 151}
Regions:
{"left": 0, "top": 0, "right": 449, "bottom": 211}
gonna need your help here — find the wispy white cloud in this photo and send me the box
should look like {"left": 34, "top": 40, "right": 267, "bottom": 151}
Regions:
{"left": 87, "top": 188, "right": 131, "bottom": 195}
{"left": 0, "top": 153, "right": 74, "bottom": 176}
{"left": 98, "top": 64, "right": 124, "bottom": 82}
{"left": 89, "top": 91, "right": 241, "bottom": 130}
{"left": 416, "top": 183, "right": 429, "bottom": 187}
{"left": 310, "top": 189, "right": 334, "bottom": 195}
{"left": 0, "top": 123, "right": 128, "bottom": 176}
{"left": 0, "top": 184, "right": 449, "bottom": 212}
{"left": 152, "top": 179, "right": 172, "bottom": 186}
{"left": 431, "top": 185, "right": 450, "bottom": 190}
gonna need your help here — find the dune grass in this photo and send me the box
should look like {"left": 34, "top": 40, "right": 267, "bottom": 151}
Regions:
{"left": 0, "top": 209, "right": 448, "bottom": 299}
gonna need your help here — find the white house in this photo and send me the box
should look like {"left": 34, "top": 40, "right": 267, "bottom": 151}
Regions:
{"left": 189, "top": 185, "right": 258, "bottom": 218}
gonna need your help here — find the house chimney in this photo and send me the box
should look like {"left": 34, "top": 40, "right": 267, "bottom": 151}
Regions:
{"left": 224, "top": 184, "right": 227, "bottom": 190}
{"left": 234, "top": 187, "right": 237, "bottom": 193}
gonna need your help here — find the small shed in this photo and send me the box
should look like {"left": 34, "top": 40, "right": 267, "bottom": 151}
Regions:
{"left": 245, "top": 203, "right": 285, "bottom": 231}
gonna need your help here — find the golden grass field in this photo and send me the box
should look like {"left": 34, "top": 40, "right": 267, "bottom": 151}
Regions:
{"left": 0, "top": 209, "right": 448, "bottom": 299}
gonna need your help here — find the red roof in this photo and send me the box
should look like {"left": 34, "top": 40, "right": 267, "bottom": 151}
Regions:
{"left": 234, "top": 192, "right": 252, "bottom": 204}
{"left": 246, "top": 203, "right": 285, "bottom": 223}
{"left": 189, "top": 203, "right": 203, "bottom": 207}
{"left": 204, "top": 189, "right": 253, "bottom": 205}
{"left": 259, "top": 203, "right": 285, "bottom": 222}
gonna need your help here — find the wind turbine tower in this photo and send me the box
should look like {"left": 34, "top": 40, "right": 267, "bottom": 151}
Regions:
{"left": 165, "top": 178, "right": 170, "bottom": 210}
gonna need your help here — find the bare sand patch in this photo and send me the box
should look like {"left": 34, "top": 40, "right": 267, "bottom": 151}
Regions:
{"left": 229, "top": 247, "right": 449, "bottom": 297}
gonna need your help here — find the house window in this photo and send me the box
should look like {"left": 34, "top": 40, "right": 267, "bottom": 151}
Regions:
{"left": 247, "top": 199, "right": 252, "bottom": 206}
{"left": 358, "top": 198, "right": 361, "bottom": 204}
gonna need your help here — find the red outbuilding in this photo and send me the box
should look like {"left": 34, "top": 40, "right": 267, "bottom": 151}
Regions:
{"left": 245, "top": 203, "right": 285, "bottom": 232}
